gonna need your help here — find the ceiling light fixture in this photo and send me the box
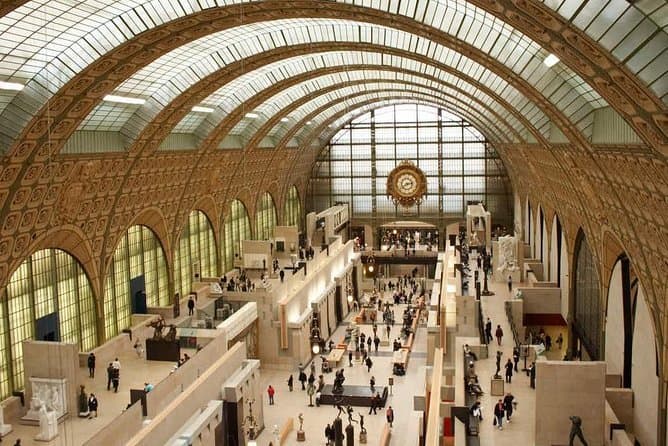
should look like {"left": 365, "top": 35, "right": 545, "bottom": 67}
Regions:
{"left": 103, "top": 94, "right": 146, "bottom": 105}
{"left": 192, "top": 106, "right": 215, "bottom": 113}
{"left": 245, "top": 112, "right": 259, "bottom": 119}
{"left": 306, "top": 121, "right": 312, "bottom": 125}
{"left": 0, "top": 81, "right": 24, "bottom": 91}
{"left": 543, "top": 53, "right": 560, "bottom": 68}
{"left": 281, "top": 117, "right": 289, "bottom": 123}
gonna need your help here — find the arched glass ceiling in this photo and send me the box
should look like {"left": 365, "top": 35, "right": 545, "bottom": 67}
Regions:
{"left": 230, "top": 82, "right": 517, "bottom": 147}
{"left": 224, "top": 70, "right": 530, "bottom": 142}
{"left": 259, "top": 91, "right": 507, "bottom": 149}
{"left": 259, "top": 84, "right": 516, "bottom": 144}
{"left": 228, "top": 86, "right": 512, "bottom": 149}
{"left": 74, "top": 19, "right": 598, "bottom": 139}
{"left": 541, "top": 0, "right": 667, "bottom": 102}
{"left": 0, "top": 3, "right": 628, "bottom": 148}
{"left": 157, "top": 50, "right": 545, "bottom": 143}
{"left": 1, "top": 0, "right": 662, "bottom": 104}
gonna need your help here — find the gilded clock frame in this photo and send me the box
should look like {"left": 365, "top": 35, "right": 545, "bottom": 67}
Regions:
{"left": 386, "top": 160, "right": 428, "bottom": 207}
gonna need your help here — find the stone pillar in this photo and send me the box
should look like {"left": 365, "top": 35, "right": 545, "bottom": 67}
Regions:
{"left": 345, "top": 423, "right": 354, "bottom": 446}
{"left": 334, "top": 417, "right": 344, "bottom": 446}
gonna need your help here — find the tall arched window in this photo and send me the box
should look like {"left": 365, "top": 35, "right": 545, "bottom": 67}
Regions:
{"left": 223, "top": 200, "right": 251, "bottom": 273}
{"left": 2, "top": 249, "right": 97, "bottom": 397}
{"left": 103, "top": 225, "right": 169, "bottom": 340}
{"left": 574, "top": 231, "right": 602, "bottom": 360}
{"left": 309, "top": 104, "right": 512, "bottom": 226}
{"left": 285, "top": 186, "right": 302, "bottom": 230}
{"left": 255, "top": 192, "right": 277, "bottom": 240}
{"left": 175, "top": 211, "right": 218, "bottom": 298}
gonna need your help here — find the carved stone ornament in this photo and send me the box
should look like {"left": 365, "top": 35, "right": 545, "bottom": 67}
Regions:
{"left": 386, "top": 160, "right": 427, "bottom": 207}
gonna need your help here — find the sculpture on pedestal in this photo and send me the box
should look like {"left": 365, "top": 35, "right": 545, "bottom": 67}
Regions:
{"left": 147, "top": 316, "right": 166, "bottom": 340}
{"left": 22, "top": 378, "right": 68, "bottom": 424}
{"left": 296, "top": 413, "right": 306, "bottom": 442}
{"left": 333, "top": 369, "right": 345, "bottom": 394}
{"left": 35, "top": 405, "right": 58, "bottom": 442}
{"left": 568, "top": 415, "right": 588, "bottom": 446}
{"left": 0, "top": 402, "right": 12, "bottom": 437}
{"left": 78, "top": 385, "right": 89, "bottom": 418}
{"left": 496, "top": 236, "right": 518, "bottom": 274}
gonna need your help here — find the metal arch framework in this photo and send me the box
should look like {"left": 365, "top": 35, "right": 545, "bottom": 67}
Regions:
{"left": 238, "top": 73, "right": 527, "bottom": 150}
{"left": 0, "top": 1, "right": 664, "bottom": 155}
{"left": 238, "top": 80, "right": 521, "bottom": 147}
{"left": 143, "top": 42, "right": 548, "bottom": 156}
{"left": 3, "top": 1, "right": 664, "bottom": 176}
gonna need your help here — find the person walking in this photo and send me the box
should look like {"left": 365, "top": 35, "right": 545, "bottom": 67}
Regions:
{"left": 507, "top": 275, "right": 513, "bottom": 293}
{"left": 545, "top": 334, "right": 552, "bottom": 351}
{"left": 325, "top": 424, "right": 334, "bottom": 446}
{"left": 87, "top": 393, "right": 98, "bottom": 419}
{"left": 112, "top": 357, "right": 121, "bottom": 371}
{"left": 187, "top": 295, "right": 195, "bottom": 316}
{"left": 106, "top": 363, "right": 114, "bottom": 391}
{"left": 287, "top": 374, "right": 294, "bottom": 392}
{"left": 279, "top": 270, "right": 285, "bottom": 282}
{"left": 365, "top": 357, "right": 373, "bottom": 372}
{"left": 87, "top": 353, "right": 96, "bottom": 378}
{"left": 470, "top": 400, "right": 483, "bottom": 421}
{"left": 495, "top": 350, "right": 503, "bottom": 377}
{"left": 134, "top": 339, "right": 144, "bottom": 358}
{"left": 504, "top": 358, "right": 514, "bottom": 383}
{"left": 370, "top": 376, "right": 375, "bottom": 391}
{"left": 298, "top": 369, "right": 307, "bottom": 390}
{"left": 556, "top": 333, "right": 563, "bottom": 350}
{"left": 366, "top": 336, "right": 372, "bottom": 352}
{"left": 111, "top": 368, "right": 120, "bottom": 393}
{"left": 374, "top": 335, "right": 380, "bottom": 352}
{"left": 503, "top": 392, "right": 515, "bottom": 422}
{"left": 368, "top": 393, "right": 378, "bottom": 415}
{"left": 529, "top": 361, "right": 536, "bottom": 389}
{"left": 267, "top": 385, "right": 275, "bottom": 405}
{"left": 386, "top": 406, "right": 394, "bottom": 427}
{"left": 493, "top": 399, "right": 505, "bottom": 430}
{"left": 485, "top": 318, "right": 493, "bottom": 344}
{"left": 512, "top": 347, "right": 520, "bottom": 372}
{"left": 495, "top": 325, "right": 504, "bottom": 346}
{"left": 348, "top": 351, "right": 353, "bottom": 367}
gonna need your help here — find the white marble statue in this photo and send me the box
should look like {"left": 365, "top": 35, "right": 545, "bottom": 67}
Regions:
{"left": 22, "top": 378, "right": 68, "bottom": 424}
{"left": 35, "top": 405, "right": 58, "bottom": 441}
{"left": 496, "top": 235, "right": 518, "bottom": 273}
{"left": 0, "top": 403, "right": 12, "bottom": 437}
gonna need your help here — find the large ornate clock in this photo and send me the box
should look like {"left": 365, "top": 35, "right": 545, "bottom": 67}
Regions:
{"left": 386, "top": 160, "right": 428, "bottom": 207}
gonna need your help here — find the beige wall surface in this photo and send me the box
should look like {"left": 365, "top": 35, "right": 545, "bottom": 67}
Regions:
{"left": 535, "top": 361, "right": 606, "bottom": 446}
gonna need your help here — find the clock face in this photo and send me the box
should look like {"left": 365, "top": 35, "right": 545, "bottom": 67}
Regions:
{"left": 386, "top": 160, "right": 427, "bottom": 207}
{"left": 396, "top": 172, "right": 418, "bottom": 196}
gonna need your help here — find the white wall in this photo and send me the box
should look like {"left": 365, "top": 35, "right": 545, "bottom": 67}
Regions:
{"left": 541, "top": 214, "right": 549, "bottom": 269}
{"left": 559, "top": 231, "right": 569, "bottom": 320}
{"left": 631, "top": 285, "right": 658, "bottom": 446}
{"left": 549, "top": 216, "right": 558, "bottom": 282}
{"left": 604, "top": 262, "right": 624, "bottom": 376}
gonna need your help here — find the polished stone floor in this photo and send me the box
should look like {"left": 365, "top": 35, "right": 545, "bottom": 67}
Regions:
{"left": 256, "top": 300, "right": 426, "bottom": 446}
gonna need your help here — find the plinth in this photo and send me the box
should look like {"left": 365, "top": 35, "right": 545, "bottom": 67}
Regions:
{"left": 297, "top": 430, "right": 305, "bottom": 441}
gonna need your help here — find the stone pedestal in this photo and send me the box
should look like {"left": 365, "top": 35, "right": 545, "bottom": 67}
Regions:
{"left": 0, "top": 404, "right": 11, "bottom": 437}
{"left": 345, "top": 424, "right": 354, "bottom": 446}
{"left": 490, "top": 378, "right": 504, "bottom": 396}
{"left": 296, "top": 430, "right": 305, "bottom": 441}
{"left": 334, "top": 418, "right": 343, "bottom": 446}
{"left": 359, "top": 430, "right": 367, "bottom": 443}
